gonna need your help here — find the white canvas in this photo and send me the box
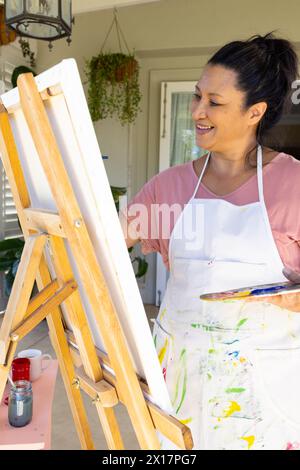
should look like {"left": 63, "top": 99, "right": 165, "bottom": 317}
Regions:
{"left": 1, "top": 59, "right": 172, "bottom": 413}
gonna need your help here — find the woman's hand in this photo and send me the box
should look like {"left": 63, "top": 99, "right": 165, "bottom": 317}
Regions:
{"left": 245, "top": 267, "right": 300, "bottom": 312}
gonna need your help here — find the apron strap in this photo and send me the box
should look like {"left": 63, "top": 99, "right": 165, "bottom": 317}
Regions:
{"left": 256, "top": 144, "right": 284, "bottom": 270}
{"left": 257, "top": 144, "right": 264, "bottom": 203}
{"left": 191, "top": 152, "right": 211, "bottom": 199}
{"left": 192, "top": 145, "right": 263, "bottom": 201}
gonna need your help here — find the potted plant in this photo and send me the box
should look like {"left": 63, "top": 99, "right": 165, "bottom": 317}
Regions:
{"left": 11, "top": 65, "right": 36, "bottom": 88}
{"left": 111, "top": 185, "right": 127, "bottom": 212}
{"left": 111, "top": 186, "right": 148, "bottom": 279}
{"left": 0, "top": 237, "right": 25, "bottom": 296}
{"left": 85, "top": 52, "right": 141, "bottom": 126}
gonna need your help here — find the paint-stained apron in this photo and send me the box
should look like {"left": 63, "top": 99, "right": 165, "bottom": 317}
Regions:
{"left": 153, "top": 145, "right": 300, "bottom": 450}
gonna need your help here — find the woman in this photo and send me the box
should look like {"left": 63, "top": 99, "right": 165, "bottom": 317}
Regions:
{"left": 122, "top": 32, "right": 300, "bottom": 450}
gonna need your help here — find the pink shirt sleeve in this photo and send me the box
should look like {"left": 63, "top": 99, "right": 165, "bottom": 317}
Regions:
{"left": 124, "top": 153, "right": 300, "bottom": 273}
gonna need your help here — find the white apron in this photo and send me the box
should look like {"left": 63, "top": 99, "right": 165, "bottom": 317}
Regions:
{"left": 153, "top": 145, "right": 300, "bottom": 450}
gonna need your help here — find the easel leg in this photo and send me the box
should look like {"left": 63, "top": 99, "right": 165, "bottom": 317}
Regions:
{"left": 0, "top": 234, "right": 47, "bottom": 401}
{"left": 48, "top": 235, "right": 124, "bottom": 449}
{"left": 0, "top": 342, "right": 17, "bottom": 404}
{"left": 37, "top": 257, "right": 95, "bottom": 450}
{"left": 0, "top": 234, "right": 47, "bottom": 363}
{"left": 95, "top": 404, "right": 124, "bottom": 450}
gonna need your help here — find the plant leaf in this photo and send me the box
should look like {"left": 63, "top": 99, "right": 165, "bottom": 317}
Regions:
{"left": 135, "top": 257, "right": 148, "bottom": 278}
{"left": 0, "top": 238, "right": 24, "bottom": 251}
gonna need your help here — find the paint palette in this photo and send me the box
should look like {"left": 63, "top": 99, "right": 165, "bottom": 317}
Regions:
{"left": 200, "top": 281, "right": 300, "bottom": 301}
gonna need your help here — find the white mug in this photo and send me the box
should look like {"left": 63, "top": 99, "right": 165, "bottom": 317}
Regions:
{"left": 17, "top": 349, "right": 52, "bottom": 382}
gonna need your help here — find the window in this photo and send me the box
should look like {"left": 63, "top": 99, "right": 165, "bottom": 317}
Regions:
{"left": 0, "top": 60, "right": 21, "bottom": 240}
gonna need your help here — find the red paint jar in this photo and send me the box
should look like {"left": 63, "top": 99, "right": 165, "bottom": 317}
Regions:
{"left": 11, "top": 358, "right": 30, "bottom": 382}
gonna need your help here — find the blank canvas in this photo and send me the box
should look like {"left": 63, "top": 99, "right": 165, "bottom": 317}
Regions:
{"left": 1, "top": 59, "right": 172, "bottom": 414}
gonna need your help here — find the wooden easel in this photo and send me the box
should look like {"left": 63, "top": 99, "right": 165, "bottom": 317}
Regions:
{"left": 0, "top": 73, "right": 193, "bottom": 450}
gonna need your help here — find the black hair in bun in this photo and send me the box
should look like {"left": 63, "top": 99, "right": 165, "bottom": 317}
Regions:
{"left": 207, "top": 31, "right": 299, "bottom": 145}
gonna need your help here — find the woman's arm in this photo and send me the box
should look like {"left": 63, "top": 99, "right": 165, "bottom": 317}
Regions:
{"left": 125, "top": 235, "right": 140, "bottom": 249}
{"left": 245, "top": 266, "right": 300, "bottom": 312}
{"left": 119, "top": 209, "right": 141, "bottom": 249}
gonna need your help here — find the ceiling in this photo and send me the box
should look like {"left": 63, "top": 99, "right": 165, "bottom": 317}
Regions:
{"left": 73, "top": 0, "right": 160, "bottom": 14}
{"left": 0, "top": 1, "right": 160, "bottom": 15}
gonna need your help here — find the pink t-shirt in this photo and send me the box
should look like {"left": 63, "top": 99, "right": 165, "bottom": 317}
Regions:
{"left": 124, "top": 152, "right": 300, "bottom": 272}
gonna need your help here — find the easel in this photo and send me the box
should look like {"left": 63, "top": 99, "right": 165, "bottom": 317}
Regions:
{"left": 0, "top": 73, "right": 193, "bottom": 450}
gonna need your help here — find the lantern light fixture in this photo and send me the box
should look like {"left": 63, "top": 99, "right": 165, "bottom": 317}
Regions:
{"left": 4, "top": 0, "right": 74, "bottom": 51}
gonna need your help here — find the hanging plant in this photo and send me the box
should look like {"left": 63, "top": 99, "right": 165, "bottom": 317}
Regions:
{"left": 85, "top": 9, "right": 141, "bottom": 126}
{"left": 18, "top": 38, "right": 36, "bottom": 68}
{"left": 86, "top": 52, "right": 141, "bottom": 125}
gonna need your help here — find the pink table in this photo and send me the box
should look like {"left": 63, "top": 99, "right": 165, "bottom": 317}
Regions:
{"left": 0, "top": 360, "right": 58, "bottom": 450}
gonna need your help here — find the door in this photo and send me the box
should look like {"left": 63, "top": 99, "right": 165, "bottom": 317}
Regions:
{"left": 155, "top": 81, "right": 206, "bottom": 306}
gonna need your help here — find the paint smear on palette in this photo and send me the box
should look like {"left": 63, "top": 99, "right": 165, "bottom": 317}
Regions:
{"left": 200, "top": 281, "right": 300, "bottom": 301}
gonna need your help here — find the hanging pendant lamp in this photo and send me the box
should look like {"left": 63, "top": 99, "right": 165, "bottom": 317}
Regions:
{"left": 4, "top": 0, "right": 74, "bottom": 50}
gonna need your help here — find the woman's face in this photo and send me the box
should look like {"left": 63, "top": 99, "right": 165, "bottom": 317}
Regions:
{"left": 192, "top": 64, "right": 264, "bottom": 153}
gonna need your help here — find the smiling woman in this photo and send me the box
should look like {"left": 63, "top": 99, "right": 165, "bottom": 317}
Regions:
{"left": 194, "top": 33, "right": 297, "bottom": 164}
{"left": 122, "top": 32, "right": 300, "bottom": 450}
